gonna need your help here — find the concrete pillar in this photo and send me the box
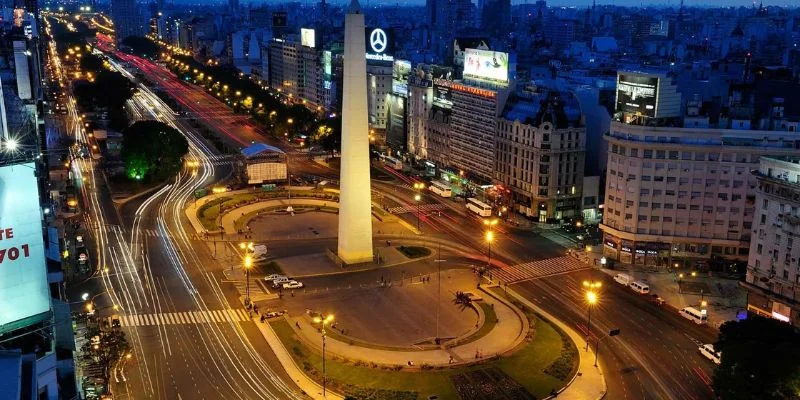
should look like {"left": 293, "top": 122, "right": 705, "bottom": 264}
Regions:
{"left": 337, "top": 0, "right": 374, "bottom": 264}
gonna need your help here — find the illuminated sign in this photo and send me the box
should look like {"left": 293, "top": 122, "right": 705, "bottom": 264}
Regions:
{"left": 323, "top": 50, "right": 332, "bottom": 76}
{"left": 450, "top": 82, "right": 496, "bottom": 99}
{"left": 616, "top": 73, "right": 658, "bottom": 117}
{"left": 365, "top": 28, "right": 393, "bottom": 62}
{"left": 462, "top": 48, "right": 509, "bottom": 84}
{"left": 392, "top": 60, "right": 410, "bottom": 96}
{"left": 301, "top": 28, "right": 316, "bottom": 48}
{"left": 0, "top": 163, "right": 50, "bottom": 331}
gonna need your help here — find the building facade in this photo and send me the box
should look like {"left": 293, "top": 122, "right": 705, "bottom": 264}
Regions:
{"left": 742, "top": 156, "right": 800, "bottom": 328}
{"left": 268, "top": 36, "right": 323, "bottom": 108}
{"left": 110, "top": 0, "right": 142, "bottom": 41}
{"left": 496, "top": 91, "right": 586, "bottom": 221}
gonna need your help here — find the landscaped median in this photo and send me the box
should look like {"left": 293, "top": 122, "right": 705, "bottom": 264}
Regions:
{"left": 267, "top": 287, "right": 579, "bottom": 400}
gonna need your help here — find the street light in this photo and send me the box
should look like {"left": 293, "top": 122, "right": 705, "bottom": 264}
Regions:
{"left": 583, "top": 280, "right": 601, "bottom": 352}
{"left": 243, "top": 252, "right": 253, "bottom": 306}
{"left": 414, "top": 194, "right": 422, "bottom": 231}
{"left": 485, "top": 230, "right": 494, "bottom": 268}
{"left": 313, "top": 314, "right": 335, "bottom": 398}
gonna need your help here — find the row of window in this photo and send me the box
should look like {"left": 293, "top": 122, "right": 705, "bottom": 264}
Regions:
{"left": 610, "top": 144, "right": 759, "bottom": 163}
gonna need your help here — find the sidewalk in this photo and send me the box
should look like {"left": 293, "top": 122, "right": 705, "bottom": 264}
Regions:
{"left": 254, "top": 317, "right": 345, "bottom": 400}
{"left": 504, "top": 286, "right": 607, "bottom": 400}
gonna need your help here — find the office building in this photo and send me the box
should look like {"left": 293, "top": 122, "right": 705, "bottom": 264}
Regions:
{"left": 601, "top": 71, "right": 800, "bottom": 268}
{"left": 268, "top": 33, "right": 323, "bottom": 109}
{"left": 743, "top": 156, "right": 800, "bottom": 328}
{"left": 111, "top": 0, "right": 142, "bottom": 41}
{"left": 496, "top": 90, "right": 586, "bottom": 221}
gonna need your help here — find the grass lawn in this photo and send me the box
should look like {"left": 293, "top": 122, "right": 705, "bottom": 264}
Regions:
{"left": 197, "top": 191, "right": 340, "bottom": 230}
{"left": 397, "top": 246, "right": 432, "bottom": 259}
{"left": 271, "top": 310, "right": 568, "bottom": 400}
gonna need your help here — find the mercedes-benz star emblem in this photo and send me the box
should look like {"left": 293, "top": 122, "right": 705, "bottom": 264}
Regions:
{"left": 370, "top": 29, "right": 387, "bottom": 54}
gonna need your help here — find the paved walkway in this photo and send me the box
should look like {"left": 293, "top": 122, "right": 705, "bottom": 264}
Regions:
{"left": 288, "top": 288, "right": 526, "bottom": 367}
{"left": 504, "top": 286, "right": 607, "bottom": 400}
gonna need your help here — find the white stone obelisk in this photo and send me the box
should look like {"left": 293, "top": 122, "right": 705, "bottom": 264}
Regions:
{"left": 337, "top": 0, "right": 374, "bottom": 264}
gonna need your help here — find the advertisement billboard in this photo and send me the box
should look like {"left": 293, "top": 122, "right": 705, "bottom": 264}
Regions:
{"left": 616, "top": 74, "right": 658, "bottom": 117}
{"left": 433, "top": 83, "right": 453, "bottom": 109}
{"left": 365, "top": 27, "right": 393, "bottom": 62}
{"left": 301, "top": 28, "right": 316, "bottom": 48}
{"left": 462, "top": 49, "right": 509, "bottom": 84}
{"left": 0, "top": 162, "right": 50, "bottom": 332}
{"left": 392, "top": 60, "right": 411, "bottom": 96}
{"left": 323, "top": 50, "right": 332, "bottom": 77}
{"left": 271, "top": 12, "right": 287, "bottom": 28}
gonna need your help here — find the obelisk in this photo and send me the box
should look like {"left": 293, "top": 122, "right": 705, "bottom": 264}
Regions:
{"left": 337, "top": 0, "right": 374, "bottom": 264}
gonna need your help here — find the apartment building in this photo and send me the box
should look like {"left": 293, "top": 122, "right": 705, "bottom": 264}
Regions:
{"left": 268, "top": 36, "right": 323, "bottom": 108}
{"left": 742, "top": 156, "right": 800, "bottom": 328}
{"left": 495, "top": 91, "right": 586, "bottom": 221}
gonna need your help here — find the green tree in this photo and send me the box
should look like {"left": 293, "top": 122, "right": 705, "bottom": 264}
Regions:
{"left": 94, "top": 70, "right": 136, "bottom": 108}
{"left": 79, "top": 53, "right": 105, "bottom": 73}
{"left": 121, "top": 121, "right": 189, "bottom": 181}
{"left": 122, "top": 36, "right": 160, "bottom": 58}
{"left": 712, "top": 316, "right": 800, "bottom": 400}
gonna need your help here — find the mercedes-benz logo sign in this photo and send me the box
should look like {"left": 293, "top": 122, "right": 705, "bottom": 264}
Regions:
{"left": 370, "top": 29, "right": 387, "bottom": 54}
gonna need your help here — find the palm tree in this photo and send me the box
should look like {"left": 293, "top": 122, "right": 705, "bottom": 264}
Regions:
{"left": 453, "top": 291, "right": 473, "bottom": 310}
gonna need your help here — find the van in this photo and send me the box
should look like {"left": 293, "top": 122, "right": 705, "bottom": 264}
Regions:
{"left": 680, "top": 306, "right": 708, "bottom": 324}
{"left": 698, "top": 344, "right": 721, "bottom": 365}
{"left": 613, "top": 273, "right": 632, "bottom": 286}
{"left": 630, "top": 281, "right": 650, "bottom": 294}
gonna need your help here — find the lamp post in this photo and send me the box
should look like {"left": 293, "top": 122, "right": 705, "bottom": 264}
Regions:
{"left": 678, "top": 273, "right": 684, "bottom": 293}
{"left": 413, "top": 182, "right": 425, "bottom": 232}
{"left": 485, "top": 230, "right": 494, "bottom": 268}
{"left": 313, "top": 314, "right": 335, "bottom": 398}
{"left": 583, "top": 280, "right": 601, "bottom": 352}
{"left": 241, "top": 241, "right": 254, "bottom": 306}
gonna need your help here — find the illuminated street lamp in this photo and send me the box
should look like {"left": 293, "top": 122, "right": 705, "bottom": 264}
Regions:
{"left": 414, "top": 194, "right": 422, "bottom": 231}
{"left": 242, "top": 246, "right": 254, "bottom": 306}
{"left": 485, "top": 230, "right": 495, "bottom": 268}
{"left": 583, "top": 280, "right": 602, "bottom": 351}
{"left": 312, "top": 314, "right": 335, "bottom": 398}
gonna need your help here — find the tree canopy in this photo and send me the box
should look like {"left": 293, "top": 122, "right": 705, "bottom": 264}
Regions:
{"left": 712, "top": 316, "right": 800, "bottom": 400}
{"left": 121, "top": 121, "right": 189, "bottom": 181}
{"left": 122, "top": 36, "right": 160, "bottom": 59}
{"left": 79, "top": 53, "right": 105, "bottom": 73}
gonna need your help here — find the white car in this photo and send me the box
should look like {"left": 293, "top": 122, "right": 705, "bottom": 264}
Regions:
{"left": 282, "top": 280, "right": 304, "bottom": 289}
{"left": 264, "top": 274, "right": 286, "bottom": 282}
{"left": 698, "top": 344, "right": 721, "bottom": 365}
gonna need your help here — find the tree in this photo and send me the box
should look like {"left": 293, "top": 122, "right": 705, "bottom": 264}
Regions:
{"left": 453, "top": 291, "right": 473, "bottom": 310}
{"left": 80, "top": 53, "right": 105, "bottom": 73}
{"left": 121, "top": 121, "right": 189, "bottom": 181}
{"left": 94, "top": 70, "right": 135, "bottom": 108}
{"left": 712, "top": 316, "right": 800, "bottom": 400}
{"left": 122, "top": 36, "right": 160, "bottom": 58}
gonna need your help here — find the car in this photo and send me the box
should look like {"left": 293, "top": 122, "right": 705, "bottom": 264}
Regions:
{"left": 650, "top": 294, "right": 666, "bottom": 305}
{"left": 271, "top": 277, "right": 290, "bottom": 288}
{"left": 283, "top": 280, "right": 304, "bottom": 289}
{"left": 699, "top": 344, "right": 721, "bottom": 365}
{"left": 264, "top": 274, "right": 286, "bottom": 282}
{"left": 263, "top": 310, "right": 286, "bottom": 319}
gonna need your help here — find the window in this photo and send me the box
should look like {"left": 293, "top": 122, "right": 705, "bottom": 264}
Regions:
{"left": 643, "top": 149, "right": 653, "bottom": 158}
{"left": 664, "top": 216, "right": 673, "bottom": 222}
{"left": 639, "top": 202, "right": 649, "bottom": 207}
{"left": 642, "top": 175, "right": 651, "bottom": 181}
{"left": 763, "top": 199, "right": 769, "bottom": 209}
{"left": 760, "top": 214, "right": 767, "bottom": 225}
{"left": 640, "top": 189, "right": 650, "bottom": 195}
{"left": 690, "top": 205, "right": 700, "bottom": 210}
{"left": 638, "top": 215, "right": 648, "bottom": 221}
{"left": 757, "top": 243, "right": 762, "bottom": 254}
{"left": 625, "top": 213, "right": 633, "bottom": 220}
{"left": 651, "top": 216, "right": 660, "bottom": 222}
{"left": 652, "top": 203, "right": 661, "bottom": 209}
{"left": 666, "top": 190, "right": 675, "bottom": 196}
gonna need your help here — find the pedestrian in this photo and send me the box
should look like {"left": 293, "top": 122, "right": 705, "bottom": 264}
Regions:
{"left": 291, "top": 290, "right": 295, "bottom": 297}
{"left": 295, "top": 321, "right": 300, "bottom": 328}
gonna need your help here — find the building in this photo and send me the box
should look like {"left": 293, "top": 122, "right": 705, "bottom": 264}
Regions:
{"left": 268, "top": 33, "right": 324, "bottom": 108}
{"left": 496, "top": 90, "right": 586, "bottom": 222}
{"left": 742, "top": 156, "right": 800, "bottom": 328}
{"left": 110, "top": 0, "right": 142, "bottom": 41}
{"left": 601, "top": 71, "right": 800, "bottom": 268}
{"left": 367, "top": 62, "right": 392, "bottom": 130}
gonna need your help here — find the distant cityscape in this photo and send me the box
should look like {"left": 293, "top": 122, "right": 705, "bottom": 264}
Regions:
{"left": 0, "top": 0, "right": 799, "bottom": 399}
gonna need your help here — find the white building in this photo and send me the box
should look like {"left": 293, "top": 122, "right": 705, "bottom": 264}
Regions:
{"left": 367, "top": 62, "right": 392, "bottom": 130}
{"left": 268, "top": 36, "right": 323, "bottom": 109}
{"left": 743, "top": 156, "right": 800, "bottom": 328}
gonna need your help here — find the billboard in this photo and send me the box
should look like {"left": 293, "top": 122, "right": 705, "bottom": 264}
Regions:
{"left": 365, "top": 27, "right": 393, "bottom": 62}
{"left": 272, "top": 12, "right": 287, "bottom": 28}
{"left": 430, "top": 66, "right": 454, "bottom": 109}
{"left": 616, "top": 73, "right": 658, "bottom": 117}
{"left": 0, "top": 162, "right": 50, "bottom": 331}
{"left": 323, "top": 50, "right": 332, "bottom": 76}
{"left": 462, "top": 49, "right": 509, "bottom": 84}
{"left": 301, "top": 28, "right": 316, "bottom": 48}
{"left": 392, "top": 59, "right": 411, "bottom": 96}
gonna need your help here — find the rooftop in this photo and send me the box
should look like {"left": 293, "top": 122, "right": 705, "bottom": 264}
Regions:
{"left": 502, "top": 89, "right": 582, "bottom": 129}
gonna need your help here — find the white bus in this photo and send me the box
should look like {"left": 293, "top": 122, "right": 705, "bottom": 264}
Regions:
{"left": 466, "top": 198, "right": 492, "bottom": 217}
{"left": 429, "top": 181, "right": 452, "bottom": 198}
{"left": 379, "top": 154, "right": 403, "bottom": 170}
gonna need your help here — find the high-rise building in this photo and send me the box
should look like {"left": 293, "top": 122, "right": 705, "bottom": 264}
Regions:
{"left": 496, "top": 90, "right": 586, "bottom": 221}
{"left": 481, "top": 0, "right": 511, "bottom": 39}
{"left": 601, "top": 71, "right": 800, "bottom": 268}
{"left": 268, "top": 34, "right": 323, "bottom": 108}
{"left": 111, "top": 0, "right": 142, "bottom": 41}
{"left": 743, "top": 156, "right": 800, "bottom": 328}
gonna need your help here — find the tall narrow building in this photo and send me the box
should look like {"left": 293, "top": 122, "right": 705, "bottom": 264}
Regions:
{"left": 111, "top": 0, "right": 142, "bottom": 41}
{"left": 337, "top": 0, "right": 373, "bottom": 264}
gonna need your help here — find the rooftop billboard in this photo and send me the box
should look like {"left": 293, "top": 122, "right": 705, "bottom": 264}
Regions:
{"left": 0, "top": 162, "right": 50, "bottom": 332}
{"left": 616, "top": 73, "right": 658, "bottom": 117}
{"left": 301, "top": 28, "right": 316, "bottom": 48}
{"left": 462, "top": 49, "right": 509, "bottom": 84}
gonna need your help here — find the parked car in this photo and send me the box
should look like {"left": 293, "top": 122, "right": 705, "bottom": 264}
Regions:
{"left": 271, "top": 277, "right": 290, "bottom": 288}
{"left": 283, "top": 280, "right": 304, "bottom": 289}
{"left": 263, "top": 310, "right": 286, "bottom": 319}
{"left": 650, "top": 294, "right": 666, "bottom": 306}
{"left": 698, "top": 344, "right": 721, "bottom": 365}
{"left": 264, "top": 274, "right": 286, "bottom": 282}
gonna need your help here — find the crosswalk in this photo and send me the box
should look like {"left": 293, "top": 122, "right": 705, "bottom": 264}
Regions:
{"left": 109, "top": 308, "right": 251, "bottom": 327}
{"left": 388, "top": 203, "right": 446, "bottom": 214}
{"left": 491, "top": 256, "right": 589, "bottom": 284}
{"left": 92, "top": 224, "right": 166, "bottom": 238}
{"left": 540, "top": 231, "right": 578, "bottom": 248}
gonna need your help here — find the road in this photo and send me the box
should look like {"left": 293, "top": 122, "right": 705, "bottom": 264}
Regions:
{"left": 98, "top": 49, "right": 720, "bottom": 399}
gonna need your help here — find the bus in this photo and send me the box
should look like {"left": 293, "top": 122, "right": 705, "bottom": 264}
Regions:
{"left": 379, "top": 154, "right": 403, "bottom": 170}
{"left": 466, "top": 198, "right": 492, "bottom": 217}
{"left": 429, "top": 181, "right": 452, "bottom": 198}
